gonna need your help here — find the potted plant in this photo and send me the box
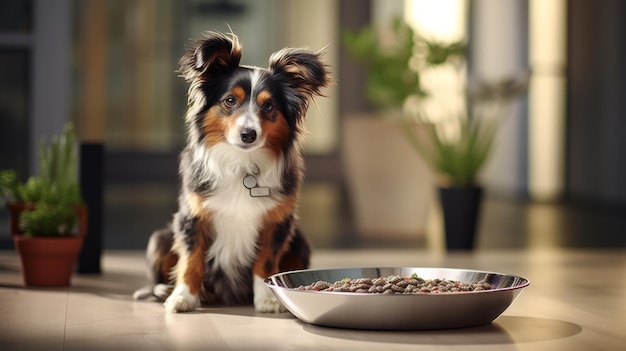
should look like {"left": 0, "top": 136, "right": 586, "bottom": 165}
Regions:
{"left": 344, "top": 19, "right": 528, "bottom": 249}
{"left": 341, "top": 19, "right": 465, "bottom": 240}
{"left": 0, "top": 122, "right": 87, "bottom": 286}
{"left": 400, "top": 75, "right": 528, "bottom": 249}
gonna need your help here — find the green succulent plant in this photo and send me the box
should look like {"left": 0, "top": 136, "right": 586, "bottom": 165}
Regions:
{"left": 0, "top": 123, "right": 83, "bottom": 237}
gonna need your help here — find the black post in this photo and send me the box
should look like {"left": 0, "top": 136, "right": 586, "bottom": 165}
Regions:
{"left": 439, "top": 186, "right": 483, "bottom": 250}
{"left": 78, "top": 142, "right": 104, "bottom": 273}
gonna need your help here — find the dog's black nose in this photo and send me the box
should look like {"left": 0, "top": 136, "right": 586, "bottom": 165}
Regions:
{"left": 240, "top": 128, "right": 257, "bottom": 144}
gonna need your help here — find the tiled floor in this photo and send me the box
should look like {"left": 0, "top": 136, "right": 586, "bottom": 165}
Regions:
{"left": 1, "top": 249, "right": 625, "bottom": 350}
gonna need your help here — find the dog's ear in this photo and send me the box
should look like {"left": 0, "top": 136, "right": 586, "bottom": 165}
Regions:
{"left": 179, "top": 31, "right": 242, "bottom": 81}
{"left": 269, "top": 48, "right": 331, "bottom": 118}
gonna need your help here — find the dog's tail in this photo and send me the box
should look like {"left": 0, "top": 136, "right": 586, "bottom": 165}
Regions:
{"left": 133, "top": 226, "right": 178, "bottom": 301}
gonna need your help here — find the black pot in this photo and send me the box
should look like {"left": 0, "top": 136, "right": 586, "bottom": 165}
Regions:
{"left": 438, "top": 186, "right": 483, "bottom": 250}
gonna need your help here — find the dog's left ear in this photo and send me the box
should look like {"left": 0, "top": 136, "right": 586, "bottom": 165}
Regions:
{"left": 269, "top": 48, "right": 331, "bottom": 118}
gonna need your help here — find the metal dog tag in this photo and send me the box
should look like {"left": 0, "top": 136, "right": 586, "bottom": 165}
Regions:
{"left": 250, "top": 187, "right": 270, "bottom": 197}
{"left": 243, "top": 171, "right": 270, "bottom": 197}
{"left": 243, "top": 174, "right": 257, "bottom": 189}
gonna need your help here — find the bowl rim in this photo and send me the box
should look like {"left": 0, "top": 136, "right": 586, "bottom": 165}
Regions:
{"left": 265, "top": 266, "right": 531, "bottom": 296}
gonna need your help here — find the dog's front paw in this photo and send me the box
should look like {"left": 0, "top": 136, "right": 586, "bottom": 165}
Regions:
{"left": 253, "top": 275, "right": 287, "bottom": 313}
{"left": 164, "top": 284, "right": 199, "bottom": 313}
{"left": 255, "top": 295, "right": 288, "bottom": 313}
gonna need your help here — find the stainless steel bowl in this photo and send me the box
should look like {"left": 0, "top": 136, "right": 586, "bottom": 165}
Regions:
{"left": 266, "top": 267, "right": 529, "bottom": 330}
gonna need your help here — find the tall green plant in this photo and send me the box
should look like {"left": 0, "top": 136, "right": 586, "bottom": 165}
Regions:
{"left": 400, "top": 115, "right": 498, "bottom": 187}
{"left": 343, "top": 19, "right": 420, "bottom": 110}
{"left": 343, "top": 19, "right": 465, "bottom": 111}
{"left": 0, "top": 123, "right": 83, "bottom": 237}
{"left": 400, "top": 75, "right": 528, "bottom": 186}
{"left": 343, "top": 19, "right": 527, "bottom": 187}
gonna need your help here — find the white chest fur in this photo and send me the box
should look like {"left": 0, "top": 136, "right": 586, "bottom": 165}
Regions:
{"left": 192, "top": 143, "right": 283, "bottom": 277}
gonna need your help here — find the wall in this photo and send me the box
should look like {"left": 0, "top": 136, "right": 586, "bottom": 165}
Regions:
{"left": 567, "top": 0, "right": 626, "bottom": 206}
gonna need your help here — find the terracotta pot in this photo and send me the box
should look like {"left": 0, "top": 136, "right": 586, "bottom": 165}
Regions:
{"left": 8, "top": 203, "right": 87, "bottom": 287}
{"left": 13, "top": 236, "right": 84, "bottom": 286}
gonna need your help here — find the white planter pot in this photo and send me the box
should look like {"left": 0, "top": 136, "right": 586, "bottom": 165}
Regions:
{"left": 342, "top": 115, "right": 434, "bottom": 239}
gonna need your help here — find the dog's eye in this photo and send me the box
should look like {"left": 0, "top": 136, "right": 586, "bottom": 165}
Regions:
{"left": 223, "top": 96, "right": 236, "bottom": 108}
{"left": 262, "top": 101, "right": 274, "bottom": 112}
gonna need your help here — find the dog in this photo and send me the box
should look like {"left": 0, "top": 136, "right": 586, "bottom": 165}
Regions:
{"left": 133, "top": 31, "right": 330, "bottom": 313}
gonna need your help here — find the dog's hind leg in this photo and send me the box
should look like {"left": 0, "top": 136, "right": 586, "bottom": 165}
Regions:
{"left": 147, "top": 227, "right": 178, "bottom": 284}
{"left": 133, "top": 227, "right": 178, "bottom": 301}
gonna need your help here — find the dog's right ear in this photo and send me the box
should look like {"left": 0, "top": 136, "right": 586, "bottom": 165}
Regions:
{"left": 179, "top": 31, "right": 242, "bottom": 81}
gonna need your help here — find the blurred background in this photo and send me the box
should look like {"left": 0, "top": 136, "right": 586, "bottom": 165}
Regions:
{"left": 1, "top": 0, "right": 625, "bottom": 251}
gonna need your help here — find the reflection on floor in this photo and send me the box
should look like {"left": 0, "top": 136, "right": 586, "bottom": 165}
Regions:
{"left": 1, "top": 180, "right": 625, "bottom": 250}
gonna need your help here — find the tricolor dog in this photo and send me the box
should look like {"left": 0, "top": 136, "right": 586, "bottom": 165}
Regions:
{"left": 133, "top": 31, "right": 330, "bottom": 313}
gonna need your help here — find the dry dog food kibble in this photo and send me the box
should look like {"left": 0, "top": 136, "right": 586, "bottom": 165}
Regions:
{"left": 295, "top": 273, "right": 492, "bottom": 294}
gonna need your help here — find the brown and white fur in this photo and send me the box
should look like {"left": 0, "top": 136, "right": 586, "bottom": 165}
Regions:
{"left": 133, "top": 31, "right": 330, "bottom": 313}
